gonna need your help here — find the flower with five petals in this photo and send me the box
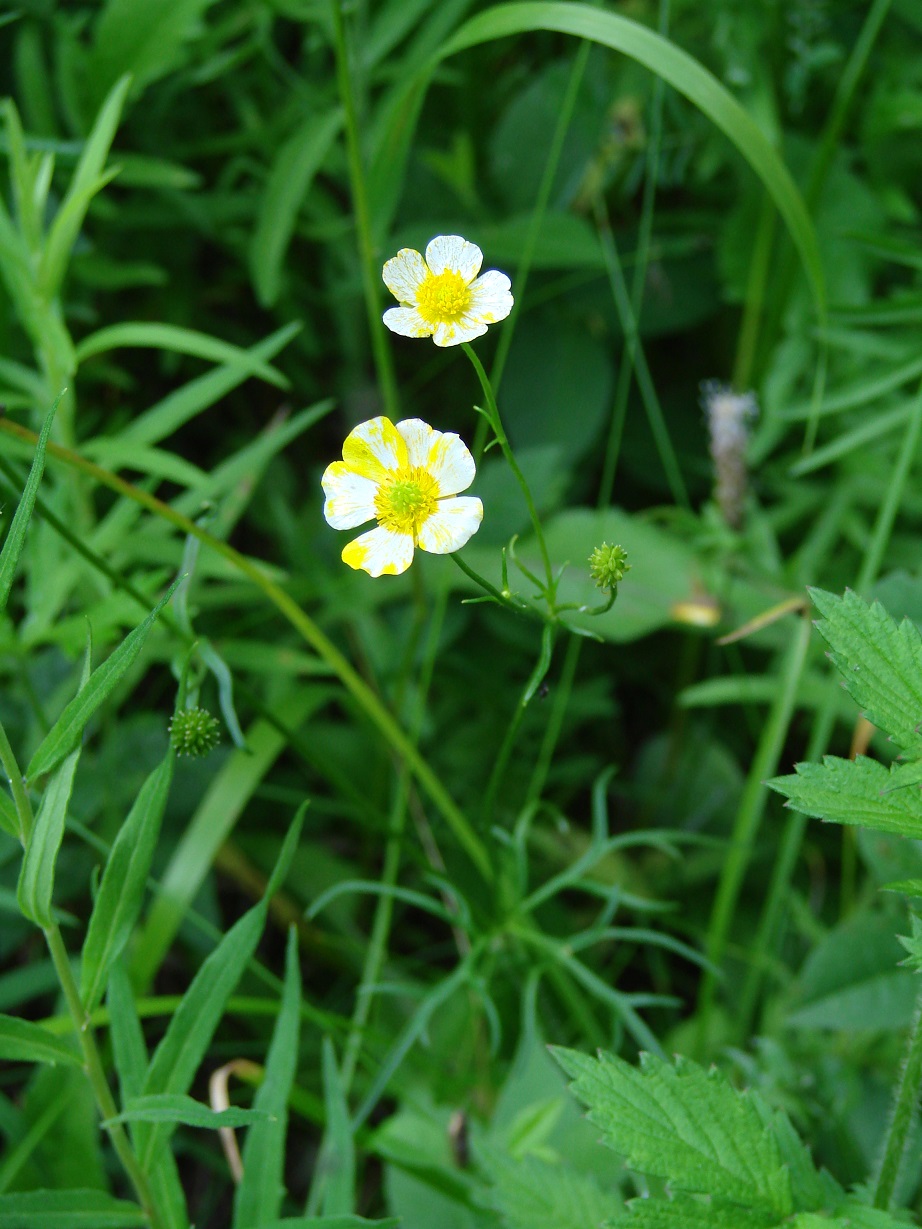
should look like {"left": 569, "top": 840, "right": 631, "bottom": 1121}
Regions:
{"left": 382, "top": 235, "right": 513, "bottom": 347}
{"left": 322, "top": 416, "right": 483, "bottom": 577}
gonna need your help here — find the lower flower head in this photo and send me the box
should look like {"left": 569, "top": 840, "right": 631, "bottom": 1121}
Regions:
{"left": 589, "top": 543, "right": 630, "bottom": 592}
{"left": 382, "top": 235, "right": 513, "bottom": 348}
{"left": 322, "top": 416, "right": 483, "bottom": 577}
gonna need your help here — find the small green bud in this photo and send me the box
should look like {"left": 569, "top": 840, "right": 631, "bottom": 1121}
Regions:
{"left": 588, "top": 543, "right": 630, "bottom": 593}
{"left": 169, "top": 707, "right": 221, "bottom": 757}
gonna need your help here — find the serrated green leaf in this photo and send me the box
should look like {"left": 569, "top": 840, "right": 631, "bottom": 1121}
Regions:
{"left": 608, "top": 1194, "right": 779, "bottom": 1228}
{"left": 17, "top": 744, "right": 81, "bottom": 927}
{"left": 552, "top": 1048, "right": 791, "bottom": 1216}
{"left": 0, "top": 1188, "right": 146, "bottom": 1228}
{"left": 0, "top": 396, "right": 59, "bottom": 616}
{"left": 81, "top": 754, "right": 174, "bottom": 1011}
{"left": 0, "top": 1014, "right": 81, "bottom": 1067}
{"left": 26, "top": 578, "right": 180, "bottom": 782}
{"left": 234, "top": 927, "right": 302, "bottom": 1228}
{"left": 481, "top": 1150, "right": 618, "bottom": 1229}
{"left": 770, "top": 756, "right": 922, "bottom": 838}
{"left": 809, "top": 587, "right": 922, "bottom": 754}
{"left": 104, "top": 1093, "right": 270, "bottom": 1130}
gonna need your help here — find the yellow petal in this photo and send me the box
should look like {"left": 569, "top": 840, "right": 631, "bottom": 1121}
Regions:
{"left": 342, "top": 416, "right": 407, "bottom": 481}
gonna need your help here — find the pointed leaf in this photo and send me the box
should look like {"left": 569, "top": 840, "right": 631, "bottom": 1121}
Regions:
{"left": 0, "top": 396, "right": 59, "bottom": 616}
{"left": 0, "top": 1189, "right": 146, "bottom": 1228}
{"left": 234, "top": 927, "right": 302, "bottom": 1228}
{"left": 105, "top": 1094, "right": 270, "bottom": 1130}
{"left": 0, "top": 1015, "right": 81, "bottom": 1067}
{"left": 26, "top": 578, "right": 180, "bottom": 782}
{"left": 17, "top": 745, "right": 81, "bottom": 927}
{"left": 81, "top": 754, "right": 174, "bottom": 1011}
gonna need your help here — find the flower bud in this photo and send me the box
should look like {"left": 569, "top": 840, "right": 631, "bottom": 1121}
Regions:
{"left": 588, "top": 543, "right": 630, "bottom": 593}
{"left": 169, "top": 707, "right": 221, "bottom": 757}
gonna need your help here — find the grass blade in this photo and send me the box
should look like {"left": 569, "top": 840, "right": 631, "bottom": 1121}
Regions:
{"left": 0, "top": 395, "right": 59, "bottom": 616}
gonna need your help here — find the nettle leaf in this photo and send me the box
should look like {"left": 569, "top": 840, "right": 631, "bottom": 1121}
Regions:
{"left": 552, "top": 1048, "right": 792, "bottom": 1217}
{"left": 609, "top": 1194, "right": 779, "bottom": 1228}
{"left": 481, "top": 1149, "right": 619, "bottom": 1229}
{"left": 810, "top": 587, "right": 922, "bottom": 755}
{"left": 770, "top": 757, "right": 922, "bottom": 839}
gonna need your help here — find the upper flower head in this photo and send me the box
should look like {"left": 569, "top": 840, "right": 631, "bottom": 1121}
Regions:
{"left": 382, "top": 235, "right": 513, "bottom": 348}
{"left": 322, "top": 416, "right": 483, "bottom": 577}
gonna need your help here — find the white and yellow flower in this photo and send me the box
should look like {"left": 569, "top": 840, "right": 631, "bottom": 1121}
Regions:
{"left": 382, "top": 235, "right": 513, "bottom": 348}
{"left": 322, "top": 416, "right": 483, "bottom": 577}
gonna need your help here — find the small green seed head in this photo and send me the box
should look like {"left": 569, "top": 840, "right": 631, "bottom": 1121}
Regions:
{"left": 588, "top": 543, "right": 630, "bottom": 593}
{"left": 169, "top": 707, "right": 221, "bottom": 757}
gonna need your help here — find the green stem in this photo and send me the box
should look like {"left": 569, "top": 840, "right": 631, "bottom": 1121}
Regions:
{"left": 462, "top": 343, "right": 555, "bottom": 599}
{"left": 0, "top": 418, "right": 492, "bottom": 885}
{"left": 44, "top": 925, "right": 162, "bottom": 1228}
{"left": 874, "top": 978, "right": 922, "bottom": 1210}
{"left": 856, "top": 377, "right": 922, "bottom": 593}
{"left": 697, "top": 609, "right": 812, "bottom": 1047}
{"left": 592, "top": 193, "right": 689, "bottom": 510}
{"left": 0, "top": 719, "right": 33, "bottom": 844}
{"left": 482, "top": 623, "right": 555, "bottom": 827}
{"left": 329, "top": 0, "right": 399, "bottom": 420}
{"left": 732, "top": 193, "right": 777, "bottom": 393}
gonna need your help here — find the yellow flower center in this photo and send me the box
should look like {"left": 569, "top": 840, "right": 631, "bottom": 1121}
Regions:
{"left": 375, "top": 467, "right": 440, "bottom": 537}
{"left": 415, "top": 270, "right": 472, "bottom": 324}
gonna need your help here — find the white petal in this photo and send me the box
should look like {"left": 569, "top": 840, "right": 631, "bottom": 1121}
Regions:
{"left": 342, "top": 525, "right": 415, "bottom": 576}
{"left": 426, "top": 431, "right": 475, "bottom": 495}
{"left": 469, "top": 270, "right": 514, "bottom": 324}
{"left": 395, "top": 418, "right": 438, "bottom": 468}
{"left": 417, "top": 497, "right": 483, "bottom": 555}
{"left": 432, "top": 317, "right": 488, "bottom": 347}
{"left": 425, "top": 235, "right": 482, "bottom": 281}
{"left": 341, "top": 416, "right": 407, "bottom": 481}
{"left": 383, "top": 305, "right": 434, "bottom": 339}
{"left": 382, "top": 248, "right": 428, "bottom": 304}
{"left": 321, "top": 461, "right": 378, "bottom": 529}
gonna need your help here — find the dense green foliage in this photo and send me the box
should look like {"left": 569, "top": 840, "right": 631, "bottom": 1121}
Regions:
{"left": 3, "top": 0, "right": 922, "bottom": 1225}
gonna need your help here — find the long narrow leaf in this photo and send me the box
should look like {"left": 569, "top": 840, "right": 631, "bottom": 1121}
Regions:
{"left": 436, "top": 2, "right": 825, "bottom": 315}
{"left": 0, "top": 1015, "right": 81, "bottom": 1067}
{"left": 234, "top": 927, "right": 302, "bottom": 1228}
{"left": 26, "top": 578, "right": 180, "bottom": 782}
{"left": 81, "top": 754, "right": 174, "bottom": 1012}
{"left": 0, "top": 395, "right": 59, "bottom": 616}
{"left": 0, "top": 1189, "right": 146, "bottom": 1228}
{"left": 16, "top": 745, "right": 81, "bottom": 928}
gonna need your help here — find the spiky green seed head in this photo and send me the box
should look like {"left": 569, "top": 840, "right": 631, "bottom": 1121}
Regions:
{"left": 169, "top": 707, "right": 221, "bottom": 757}
{"left": 588, "top": 543, "right": 630, "bottom": 593}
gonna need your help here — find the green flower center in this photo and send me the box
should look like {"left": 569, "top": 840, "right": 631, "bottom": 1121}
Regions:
{"left": 375, "top": 467, "right": 440, "bottom": 537}
{"left": 415, "top": 270, "right": 472, "bottom": 324}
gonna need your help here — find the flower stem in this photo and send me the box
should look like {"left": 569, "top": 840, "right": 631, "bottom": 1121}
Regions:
{"left": 329, "top": 0, "right": 399, "bottom": 420}
{"left": 44, "top": 921, "right": 162, "bottom": 1225}
{"left": 462, "top": 343, "right": 554, "bottom": 600}
{"left": 874, "top": 978, "right": 922, "bottom": 1210}
{"left": 0, "top": 719, "right": 33, "bottom": 843}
